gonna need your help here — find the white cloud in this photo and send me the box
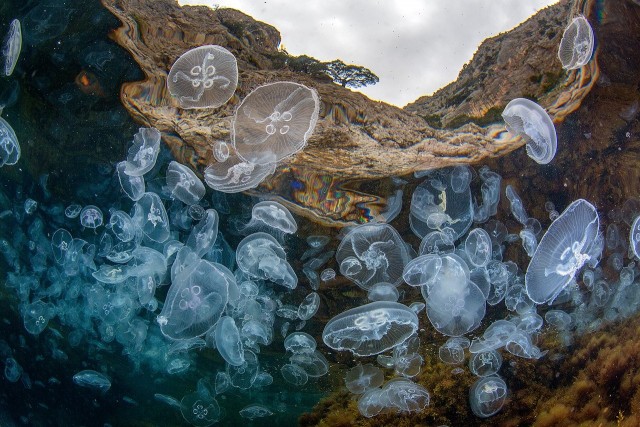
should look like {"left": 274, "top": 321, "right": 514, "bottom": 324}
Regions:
{"left": 179, "top": 0, "right": 559, "bottom": 106}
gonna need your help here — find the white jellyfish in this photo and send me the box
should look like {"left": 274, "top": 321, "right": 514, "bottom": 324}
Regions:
{"left": 79, "top": 205, "right": 103, "bottom": 229}
{"left": 116, "top": 161, "right": 145, "bottom": 201}
{"left": 322, "top": 301, "right": 418, "bottom": 356}
{"left": 558, "top": 16, "right": 595, "bottom": 70}
{"left": 204, "top": 153, "right": 276, "bottom": 194}
{"left": 345, "top": 363, "right": 384, "bottom": 394}
{"left": 124, "top": 127, "right": 161, "bottom": 177}
{"left": 629, "top": 215, "right": 640, "bottom": 259}
{"left": 525, "top": 199, "right": 600, "bottom": 304}
{"left": 167, "top": 45, "right": 238, "bottom": 109}
{"left": 232, "top": 81, "right": 319, "bottom": 164}
{"left": 165, "top": 161, "right": 205, "bottom": 205}
{"left": 132, "top": 192, "right": 170, "bottom": 243}
{"left": 502, "top": 98, "right": 557, "bottom": 165}
{"left": 336, "top": 223, "right": 411, "bottom": 290}
{"left": 236, "top": 200, "right": 297, "bottom": 239}
{"left": 212, "top": 140, "right": 230, "bottom": 162}
{"left": 469, "top": 376, "right": 507, "bottom": 418}
{"left": 2, "top": 19, "right": 21, "bottom": 77}
{"left": 215, "top": 316, "right": 245, "bottom": 366}
{"left": 157, "top": 259, "right": 230, "bottom": 340}
{"left": 235, "top": 232, "right": 297, "bottom": 289}
{"left": 0, "top": 117, "right": 20, "bottom": 167}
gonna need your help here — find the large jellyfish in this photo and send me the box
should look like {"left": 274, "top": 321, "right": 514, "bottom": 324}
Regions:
{"left": 167, "top": 45, "right": 238, "bottom": 109}
{"left": 204, "top": 153, "right": 276, "bottom": 194}
{"left": 0, "top": 117, "right": 20, "bottom": 167}
{"left": 232, "top": 81, "right": 319, "bottom": 164}
{"left": 502, "top": 98, "right": 557, "bottom": 165}
{"left": 558, "top": 16, "right": 594, "bottom": 70}
{"left": 525, "top": 199, "right": 600, "bottom": 304}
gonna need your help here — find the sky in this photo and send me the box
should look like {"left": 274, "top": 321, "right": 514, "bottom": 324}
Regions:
{"left": 179, "top": 0, "right": 559, "bottom": 107}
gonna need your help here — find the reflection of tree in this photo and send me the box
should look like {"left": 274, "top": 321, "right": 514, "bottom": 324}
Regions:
{"left": 324, "top": 60, "right": 379, "bottom": 89}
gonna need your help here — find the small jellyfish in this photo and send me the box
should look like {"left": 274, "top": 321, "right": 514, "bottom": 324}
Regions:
{"left": 79, "top": 205, "right": 103, "bottom": 229}
{"left": 284, "top": 332, "right": 317, "bottom": 354}
{"left": 502, "top": 98, "right": 557, "bottom": 165}
{"left": 236, "top": 201, "right": 297, "bottom": 239}
{"left": 289, "top": 349, "right": 328, "bottom": 377}
{"left": 180, "top": 380, "right": 221, "bottom": 426}
{"left": 124, "top": 127, "right": 161, "bottom": 177}
{"left": 381, "top": 378, "right": 430, "bottom": 413}
{"left": 464, "top": 228, "right": 492, "bottom": 268}
{"left": 297, "top": 292, "right": 320, "bottom": 321}
{"left": 630, "top": 215, "right": 640, "bottom": 259}
{"left": 345, "top": 363, "right": 384, "bottom": 394}
{"left": 281, "top": 363, "right": 308, "bottom": 386}
{"left": 213, "top": 140, "right": 230, "bottom": 162}
{"left": 23, "top": 300, "right": 54, "bottom": 335}
{"left": 23, "top": 198, "right": 37, "bottom": 214}
{"left": 131, "top": 192, "right": 170, "bottom": 243}
{"left": 450, "top": 165, "right": 472, "bottom": 193}
{"left": 468, "top": 350, "right": 502, "bottom": 377}
{"left": 2, "top": 19, "right": 21, "bottom": 77}
{"left": 525, "top": 199, "right": 600, "bottom": 304}
{"left": 558, "top": 16, "right": 594, "bottom": 70}
{"left": 232, "top": 81, "right": 320, "bottom": 164}
{"left": 367, "top": 282, "right": 400, "bottom": 302}
{"left": 204, "top": 153, "right": 276, "bottom": 194}
{"left": 168, "top": 45, "right": 238, "bottom": 109}
{"left": 438, "top": 337, "right": 470, "bottom": 365}
{"left": 469, "top": 376, "right": 507, "bottom": 418}
{"left": 239, "top": 404, "right": 273, "bottom": 420}
{"left": 64, "top": 204, "right": 82, "bottom": 218}
{"left": 214, "top": 316, "right": 244, "bottom": 366}
{"left": 4, "top": 358, "right": 22, "bottom": 382}
{"left": 320, "top": 268, "right": 336, "bottom": 282}
{"left": 0, "top": 117, "right": 20, "bottom": 167}
{"left": 116, "top": 161, "right": 145, "bottom": 201}
{"left": 72, "top": 370, "right": 111, "bottom": 393}
{"left": 165, "top": 161, "right": 205, "bottom": 205}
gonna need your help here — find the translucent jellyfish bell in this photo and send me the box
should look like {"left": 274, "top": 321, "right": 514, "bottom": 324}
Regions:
{"left": 165, "top": 161, "right": 205, "bottom": 205}
{"left": 168, "top": 45, "right": 238, "bottom": 109}
{"left": 204, "top": 153, "right": 276, "bottom": 194}
{"left": 157, "top": 259, "right": 230, "bottom": 340}
{"left": 469, "top": 376, "right": 507, "bottom": 418}
{"left": 79, "top": 205, "right": 103, "bottom": 229}
{"left": 464, "top": 228, "right": 493, "bottom": 268}
{"left": 236, "top": 232, "right": 297, "bottom": 289}
{"left": 116, "top": 161, "right": 144, "bottom": 201}
{"left": 322, "top": 301, "right": 418, "bottom": 356}
{"left": 2, "top": 19, "right": 21, "bottom": 77}
{"left": 0, "top": 117, "right": 20, "bottom": 167}
{"left": 124, "top": 127, "right": 161, "bottom": 177}
{"left": 558, "top": 16, "right": 594, "bottom": 70}
{"left": 336, "top": 223, "right": 411, "bottom": 290}
{"left": 232, "top": 81, "right": 320, "bottom": 164}
{"left": 502, "top": 98, "right": 557, "bottom": 165}
{"left": 629, "top": 215, "right": 640, "bottom": 259}
{"left": 212, "top": 140, "right": 230, "bottom": 162}
{"left": 132, "top": 192, "right": 170, "bottom": 243}
{"left": 525, "top": 199, "right": 600, "bottom": 304}
{"left": 345, "top": 363, "right": 384, "bottom": 394}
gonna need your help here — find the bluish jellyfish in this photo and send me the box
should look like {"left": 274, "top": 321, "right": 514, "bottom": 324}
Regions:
{"left": 124, "top": 127, "right": 161, "bottom": 177}
{"left": 236, "top": 200, "right": 297, "bottom": 240}
{"left": 281, "top": 363, "right": 308, "bottom": 386}
{"left": 51, "top": 228, "right": 73, "bottom": 264}
{"left": 545, "top": 310, "right": 573, "bottom": 330}
{"left": 165, "top": 161, "right": 205, "bottom": 205}
{"left": 464, "top": 228, "right": 492, "bottom": 268}
{"left": 212, "top": 140, "right": 230, "bottom": 162}
{"left": 367, "top": 282, "right": 400, "bottom": 302}
{"left": 107, "top": 210, "right": 136, "bottom": 242}
{"left": 379, "top": 378, "right": 430, "bottom": 413}
{"left": 239, "top": 404, "right": 274, "bottom": 420}
{"left": 4, "top": 358, "right": 22, "bottom": 383}
{"left": 79, "top": 205, "right": 103, "bottom": 229}
{"left": 289, "top": 349, "right": 328, "bottom": 377}
{"left": 157, "top": 260, "right": 230, "bottom": 340}
{"left": 2, "top": 19, "right": 21, "bottom": 77}
{"left": 322, "top": 301, "right": 418, "bottom": 356}
{"left": 72, "top": 370, "right": 111, "bottom": 393}
{"left": 320, "top": 268, "right": 336, "bottom": 282}
{"left": 116, "top": 161, "right": 145, "bottom": 201}
{"left": 525, "top": 199, "right": 600, "bottom": 304}
{"left": 227, "top": 349, "right": 259, "bottom": 389}
{"left": 297, "top": 291, "right": 320, "bottom": 320}
{"left": 357, "top": 387, "right": 385, "bottom": 418}
{"left": 23, "top": 198, "right": 37, "bottom": 214}
{"left": 236, "top": 232, "right": 297, "bottom": 289}
{"left": 419, "top": 230, "right": 455, "bottom": 255}
{"left": 204, "top": 153, "right": 276, "bottom": 193}
{"left": 469, "top": 376, "right": 507, "bottom": 418}
{"left": 168, "top": 45, "right": 238, "bottom": 109}
{"left": 558, "top": 16, "right": 594, "bottom": 70}
{"left": 64, "top": 204, "right": 82, "bottom": 219}
{"left": 214, "top": 316, "right": 244, "bottom": 366}
{"left": 450, "top": 165, "right": 472, "bottom": 193}
{"left": 438, "top": 336, "right": 470, "bottom": 365}
{"left": 232, "top": 81, "right": 320, "bottom": 164}
{"left": 336, "top": 223, "right": 411, "bottom": 290}
{"left": 345, "top": 363, "right": 384, "bottom": 394}
{"left": 469, "top": 350, "right": 502, "bottom": 377}
{"left": 180, "top": 379, "right": 221, "bottom": 426}
{"left": 630, "top": 215, "right": 640, "bottom": 259}
{"left": 0, "top": 117, "right": 20, "bottom": 167}
{"left": 22, "top": 300, "right": 55, "bottom": 335}
{"left": 132, "top": 192, "right": 170, "bottom": 243}
{"left": 502, "top": 98, "right": 557, "bottom": 165}
{"left": 284, "top": 332, "right": 316, "bottom": 354}
{"left": 185, "top": 209, "right": 219, "bottom": 257}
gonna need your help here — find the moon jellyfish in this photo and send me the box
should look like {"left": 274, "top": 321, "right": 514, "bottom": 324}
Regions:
{"left": 502, "top": 98, "right": 557, "bottom": 165}
{"left": 297, "top": 292, "right": 320, "bottom": 320}
{"left": 2, "top": 19, "right": 21, "bottom": 76}
{"left": 232, "top": 81, "right": 319, "bottom": 164}
{"left": 465, "top": 228, "right": 492, "bottom": 268}
{"left": 214, "top": 316, "right": 244, "bottom": 366}
{"left": 289, "top": 350, "right": 328, "bottom": 377}
{"left": 185, "top": 209, "right": 219, "bottom": 257}
{"left": 237, "top": 201, "right": 297, "bottom": 239}
{"left": 525, "top": 199, "right": 600, "bottom": 304}
{"left": 79, "top": 205, "right": 103, "bottom": 229}
{"left": 236, "top": 232, "right": 297, "bottom": 289}
{"left": 204, "top": 153, "right": 276, "bottom": 193}
{"left": 469, "top": 376, "right": 507, "bottom": 418}
{"left": 72, "top": 370, "right": 111, "bottom": 393}
{"left": 180, "top": 380, "right": 221, "bottom": 426}
{"left": 320, "top": 268, "right": 336, "bottom": 282}
{"left": 168, "top": 45, "right": 238, "bottom": 109}
{"left": 157, "top": 259, "right": 230, "bottom": 340}
{"left": 0, "top": 117, "right": 20, "bottom": 167}
{"left": 322, "top": 301, "right": 418, "bottom": 356}
{"left": 51, "top": 228, "right": 73, "bottom": 264}
{"left": 4, "top": 358, "right": 22, "bottom": 383}
{"left": 239, "top": 404, "right": 273, "bottom": 420}
{"left": 469, "top": 350, "right": 502, "bottom": 377}
{"left": 345, "top": 363, "right": 384, "bottom": 394}
{"left": 132, "top": 192, "right": 170, "bottom": 243}
{"left": 630, "top": 215, "right": 640, "bottom": 259}
{"left": 438, "top": 337, "right": 470, "bottom": 365}
{"left": 116, "top": 161, "right": 145, "bottom": 201}
{"left": 360, "top": 378, "right": 430, "bottom": 415}
{"left": 64, "top": 204, "right": 82, "bottom": 219}
{"left": 281, "top": 363, "right": 308, "bottom": 386}
{"left": 212, "top": 140, "right": 230, "bottom": 162}
{"left": 227, "top": 350, "right": 259, "bottom": 389}
{"left": 336, "top": 223, "right": 411, "bottom": 289}
{"left": 124, "top": 127, "right": 161, "bottom": 177}
{"left": 22, "top": 300, "right": 55, "bottom": 335}
{"left": 367, "top": 282, "right": 400, "bottom": 302}
{"left": 450, "top": 165, "right": 472, "bottom": 193}
{"left": 558, "top": 16, "right": 594, "bottom": 70}
{"left": 284, "top": 332, "right": 316, "bottom": 354}
{"left": 165, "top": 161, "right": 205, "bottom": 205}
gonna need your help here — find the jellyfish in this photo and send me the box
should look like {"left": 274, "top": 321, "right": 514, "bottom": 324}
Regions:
{"left": 281, "top": 363, "right": 308, "bottom": 386}
{"left": 502, "top": 98, "right": 557, "bottom": 165}
{"left": 131, "top": 192, "right": 170, "bottom": 243}
{"left": 180, "top": 380, "right": 221, "bottom": 426}
{"left": 185, "top": 209, "right": 219, "bottom": 257}
{"left": 107, "top": 210, "right": 136, "bottom": 243}
{"left": 204, "top": 153, "right": 276, "bottom": 193}
{"left": 464, "top": 228, "right": 492, "bottom": 268}
{"left": 289, "top": 350, "right": 328, "bottom": 377}
{"left": 236, "top": 232, "right": 297, "bottom": 289}
{"left": 227, "top": 349, "right": 259, "bottom": 389}
{"left": 72, "top": 370, "right": 111, "bottom": 393}
{"left": 450, "top": 165, "right": 472, "bottom": 193}
{"left": 4, "top": 358, "right": 22, "bottom": 383}
{"left": 630, "top": 215, "right": 640, "bottom": 259}
{"left": 235, "top": 201, "right": 297, "bottom": 240}
{"left": 2, "top": 19, "right": 21, "bottom": 77}
{"left": 297, "top": 292, "right": 320, "bottom": 320}
{"left": 157, "top": 259, "right": 230, "bottom": 340}
{"left": 469, "top": 376, "right": 507, "bottom": 418}
{"left": 336, "top": 223, "right": 411, "bottom": 290}
{"left": 124, "top": 127, "right": 161, "bottom": 177}
{"left": 212, "top": 140, "right": 229, "bottom": 162}
{"left": 0, "top": 117, "right": 20, "bottom": 167}
{"left": 214, "top": 316, "right": 244, "bottom": 366}
{"left": 320, "top": 268, "right": 336, "bottom": 282}
{"left": 22, "top": 300, "right": 55, "bottom": 335}
{"left": 322, "top": 301, "right": 418, "bottom": 356}
{"left": 116, "top": 161, "right": 145, "bottom": 201}
{"left": 232, "top": 81, "right": 320, "bottom": 164}
{"left": 167, "top": 45, "right": 238, "bottom": 109}
{"left": 438, "top": 337, "right": 470, "bottom": 365}
{"left": 525, "top": 199, "right": 600, "bottom": 304}
{"left": 165, "top": 161, "right": 205, "bottom": 205}
{"left": 558, "top": 16, "right": 594, "bottom": 70}
{"left": 64, "top": 204, "right": 82, "bottom": 219}
{"left": 51, "top": 228, "right": 73, "bottom": 264}
{"left": 378, "top": 378, "right": 430, "bottom": 414}
{"left": 79, "top": 205, "right": 103, "bottom": 229}
{"left": 469, "top": 350, "right": 502, "bottom": 377}
{"left": 239, "top": 404, "right": 273, "bottom": 420}
{"left": 345, "top": 363, "right": 384, "bottom": 394}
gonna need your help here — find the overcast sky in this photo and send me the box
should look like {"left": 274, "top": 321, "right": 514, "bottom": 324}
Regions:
{"left": 179, "top": 0, "right": 559, "bottom": 106}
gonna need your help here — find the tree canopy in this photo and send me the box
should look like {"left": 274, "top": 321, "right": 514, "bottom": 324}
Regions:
{"left": 323, "top": 60, "right": 379, "bottom": 89}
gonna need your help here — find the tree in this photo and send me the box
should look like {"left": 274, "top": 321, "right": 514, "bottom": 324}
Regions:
{"left": 323, "top": 60, "right": 379, "bottom": 89}
{"left": 287, "top": 55, "right": 327, "bottom": 76}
